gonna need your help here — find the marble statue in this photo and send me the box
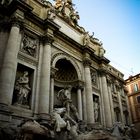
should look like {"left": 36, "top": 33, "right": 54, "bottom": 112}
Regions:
{"left": 65, "top": 0, "right": 72, "bottom": 5}
{"left": 54, "top": 0, "right": 63, "bottom": 11}
{"left": 57, "top": 85, "right": 80, "bottom": 121}
{"left": 111, "top": 122, "right": 123, "bottom": 138}
{"left": 124, "top": 124, "right": 137, "bottom": 139}
{"left": 14, "top": 71, "right": 31, "bottom": 105}
{"left": 51, "top": 108, "right": 67, "bottom": 132}
{"left": 99, "top": 44, "right": 105, "bottom": 57}
{"left": 47, "top": 6, "right": 56, "bottom": 20}
{"left": 70, "top": 10, "right": 79, "bottom": 25}
{"left": 83, "top": 31, "right": 90, "bottom": 46}
{"left": 93, "top": 98, "right": 99, "bottom": 122}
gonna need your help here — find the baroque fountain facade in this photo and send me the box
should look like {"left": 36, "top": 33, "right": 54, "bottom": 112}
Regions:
{"left": 0, "top": 0, "right": 137, "bottom": 139}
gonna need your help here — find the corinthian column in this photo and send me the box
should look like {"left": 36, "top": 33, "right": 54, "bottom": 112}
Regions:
{"left": 83, "top": 57, "right": 95, "bottom": 124}
{"left": 0, "top": 19, "right": 22, "bottom": 106}
{"left": 100, "top": 70, "right": 112, "bottom": 127}
{"left": 39, "top": 35, "right": 53, "bottom": 115}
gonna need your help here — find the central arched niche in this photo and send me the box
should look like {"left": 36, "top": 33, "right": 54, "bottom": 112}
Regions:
{"left": 54, "top": 58, "right": 78, "bottom": 109}
{"left": 55, "top": 58, "right": 78, "bottom": 82}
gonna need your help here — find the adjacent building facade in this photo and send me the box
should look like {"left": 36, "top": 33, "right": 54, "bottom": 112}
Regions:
{"left": 125, "top": 74, "right": 140, "bottom": 135}
{"left": 0, "top": 0, "right": 130, "bottom": 130}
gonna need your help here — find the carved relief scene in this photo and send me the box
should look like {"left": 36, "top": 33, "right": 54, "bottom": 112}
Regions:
{"left": 20, "top": 34, "right": 38, "bottom": 57}
{"left": 91, "top": 69, "right": 98, "bottom": 87}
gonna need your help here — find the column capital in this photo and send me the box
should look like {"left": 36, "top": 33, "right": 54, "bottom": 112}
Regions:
{"left": 83, "top": 57, "right": 92, "bottom": 67}
{"left": 10, "top": 9, "right": 25, "bottom": 28}
{"left": 98, "top": 66, "right": 108, "bottom": 76}
{"left": 41, "top": 34, "right": 54, "bottom": 45}
{"left": 10, "top": 17, "right": 24, "bottom": 29}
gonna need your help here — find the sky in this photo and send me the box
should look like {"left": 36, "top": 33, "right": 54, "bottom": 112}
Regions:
{"left": 49, "top": 0, "right": 140, "bottom": 79}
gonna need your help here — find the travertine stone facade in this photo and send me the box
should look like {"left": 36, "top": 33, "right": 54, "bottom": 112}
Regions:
{"left": 0, "top": 0, "right": 130, "bottom": 128}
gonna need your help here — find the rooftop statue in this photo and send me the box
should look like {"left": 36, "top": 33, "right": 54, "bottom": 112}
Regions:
{"left": 99, "top": 43, "right": 106, "bottom": 57}
{"left": 83, "top": 31, "right": 90, "bottom": 46}
{"left": 47, "top": 6, "right": 56, "bottom": 20}
{"left": 54, "top": 0, "right": 80, "bottom": 27}
{"left": 54, "top": 0, "right": 63, "bottom": 10}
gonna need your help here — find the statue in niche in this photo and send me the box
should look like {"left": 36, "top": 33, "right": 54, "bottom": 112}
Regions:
{"left": 83, "top": 31, "right": 90, "bottom": 46}
{"left": 57, "top": 85, "right": 80, "bottom": 122}
{"left": 21, "top": 35, "right": 37, "bottom": 57}
{"left": 14, "top": 71, "right": 31, "bottom": 105}
{"left": 93, "top": 97, "right": 99, "bottom": 122}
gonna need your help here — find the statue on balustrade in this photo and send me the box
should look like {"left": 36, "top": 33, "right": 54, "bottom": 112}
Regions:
{"left": 99, "top": 43, "right": 105, "bottom": 57}
{"left": 83, "top": 31, "right": 90, "bottom": 46}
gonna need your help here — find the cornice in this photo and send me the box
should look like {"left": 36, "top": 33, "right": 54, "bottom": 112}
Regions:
{"left": 83, "top": 57, "right": 92, "bottom": 67}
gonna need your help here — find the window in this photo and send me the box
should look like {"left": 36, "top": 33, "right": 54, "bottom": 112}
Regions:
{"left": 134, "top": 84, "right": 139, "bottom": 92}
{"left": 137, "top": 96, "right": 140, "bottom": 103}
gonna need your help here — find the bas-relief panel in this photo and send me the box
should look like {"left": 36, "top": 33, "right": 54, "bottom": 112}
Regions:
{"left": 20, "top": 33, "right": 39, "bottom": 59}
{"left": 91, "top": 69, "right": 98, "bottom": 88}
